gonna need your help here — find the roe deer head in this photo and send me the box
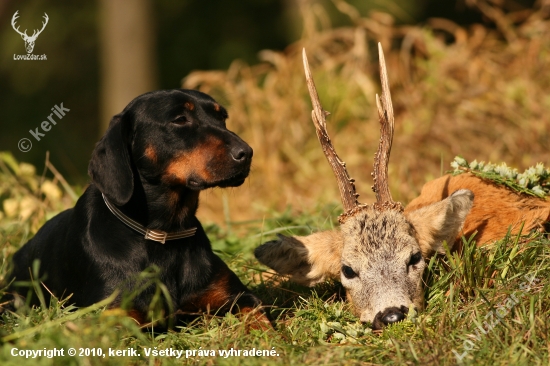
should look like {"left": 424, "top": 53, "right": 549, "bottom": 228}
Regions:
{"left": 255, "top": 44, "right": 474, "bottom": 330}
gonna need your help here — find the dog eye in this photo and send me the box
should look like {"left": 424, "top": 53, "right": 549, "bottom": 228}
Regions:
{"left": 172, "top": 115, "right": 189, "bottom": 125}
{"left": 342, "top": 265, "right": 358, "bottom": 279}
{"left": 408, "top": 252, "right": 422, "bottom": 266}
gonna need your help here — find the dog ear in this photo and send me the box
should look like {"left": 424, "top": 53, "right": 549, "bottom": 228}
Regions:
{"left": 88, "top": 112, "right": 134, "bottom": 206}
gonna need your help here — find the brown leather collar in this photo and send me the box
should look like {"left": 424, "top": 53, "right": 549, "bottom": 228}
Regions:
{"left": 102, "top": 193, "right": 197, "bottom": 244}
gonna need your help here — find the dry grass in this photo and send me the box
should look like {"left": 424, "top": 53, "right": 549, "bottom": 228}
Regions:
{"left": 184, "top": 0, "right": 550, "bottom": 225}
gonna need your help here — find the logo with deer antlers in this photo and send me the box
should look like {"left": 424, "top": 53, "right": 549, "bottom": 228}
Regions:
{"left": 11, "top": 10, "right": 49, "bottom": 54}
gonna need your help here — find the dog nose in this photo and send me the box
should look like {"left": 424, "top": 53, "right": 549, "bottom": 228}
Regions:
{"left": 230, "top": 145, "right": 253, "bottom": 162}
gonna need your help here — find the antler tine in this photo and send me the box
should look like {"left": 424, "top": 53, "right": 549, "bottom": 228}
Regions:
{"left": 372, "top": 43, "right": 399, "bottom": 209}
{"left": 11, "top": 11, "right": 27, "bottom": 37}
{"left": 34, "top": 13, "right": 49, "bottom": 37}
{"left": 11, "top": 10, "right": 19, "bottom": 27}
{"left": 302, "top": 48, "right": 360, "bottom": 213}
{"left": 40, "top": 13, "right": 49, "bottom": 31}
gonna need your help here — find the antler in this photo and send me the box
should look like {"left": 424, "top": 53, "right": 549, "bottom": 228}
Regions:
{"left": 32, "top": 13, "right": 49, "bottom": 38}
{"left": 11, "top": 11, "right": 48, "bottom": 40}
{"left": 372, "top": 43, "right": 402, "bottom": 211}
{"left": 302, "top": 49, "right": 360, "bottom": 212}
{"left": 11, "top": 11, "right": 28, "bottom": 38}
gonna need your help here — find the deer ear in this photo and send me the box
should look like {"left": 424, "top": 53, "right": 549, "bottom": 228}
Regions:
{"left": 254, "top": 230, "right": 344, "bottom": 287}
{"left": 405, "top": 189, "right": 474, "bottom": 256}
{"left": 88, "top": 112, "right": 134, "bottom": 206}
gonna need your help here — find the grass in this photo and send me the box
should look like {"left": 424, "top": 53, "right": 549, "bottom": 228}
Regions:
{"left": 1, "top": 218, "right": 549, "bottom": 366}
{"left": 0, "top": 154, "right": 549, "bottom": 365}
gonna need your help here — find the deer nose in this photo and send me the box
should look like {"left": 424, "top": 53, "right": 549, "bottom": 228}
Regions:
{"left": 372, "top": 306, "right": 409, "bottom": 330}
{"left": 381, "top": 310, "right": 405, "bottom": 324}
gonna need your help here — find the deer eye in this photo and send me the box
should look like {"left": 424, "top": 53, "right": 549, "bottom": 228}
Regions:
{"left": 408, "top": 252, "right": 422, "bottom": 266}
{"left": 342, "top": 265, "right": 358, "bottom": 279}
{"left": 172, "top": 115, "right": 189, "bottom": 125}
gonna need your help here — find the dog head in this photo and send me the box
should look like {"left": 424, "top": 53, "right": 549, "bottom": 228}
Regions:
{"left": 88, "top": 89, "right": 253, "bottom": 206}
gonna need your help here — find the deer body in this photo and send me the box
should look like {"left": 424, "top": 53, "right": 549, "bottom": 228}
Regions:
{"left": 255, "top": 45, "right": 477, "bottom": 329}
{"left": 407, "top": 172, "right": 550, "bottom": 246}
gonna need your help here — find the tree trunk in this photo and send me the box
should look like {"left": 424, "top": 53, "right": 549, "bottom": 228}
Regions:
{"left": 99, "top": 0, "right": 157, "bottom": 133}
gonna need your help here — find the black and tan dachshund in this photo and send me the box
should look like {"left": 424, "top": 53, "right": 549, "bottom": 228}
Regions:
{"left": 8, "top": 89, "right": 269, "bottom": 326}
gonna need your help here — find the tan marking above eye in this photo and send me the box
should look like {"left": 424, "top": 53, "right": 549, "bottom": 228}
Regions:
{"left": 214, "top": 103, "right": 220, "bottom": 112}
{"left": 184, "top": 102, "right": 195, "bottom": 111}
{"left": 144, "top": 145, "right": 157, "bottom": 163}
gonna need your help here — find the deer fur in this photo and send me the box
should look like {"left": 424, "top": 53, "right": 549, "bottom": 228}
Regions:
{"left": 406, "top": 173, "right": 550, "bottom": 247}
{"left": 255, "top": 230, "right": 344, "bottom": 287}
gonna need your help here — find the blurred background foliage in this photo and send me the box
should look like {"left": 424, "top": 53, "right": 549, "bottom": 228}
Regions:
{"left": 0, "top": 0, "right": 548, "bottom": 226}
